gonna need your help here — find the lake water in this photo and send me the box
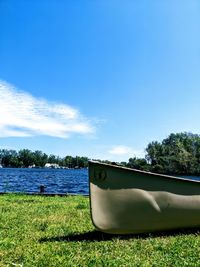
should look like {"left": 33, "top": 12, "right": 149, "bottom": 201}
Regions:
{"left": 0, "top": 168, "right": 199, "bottom": 195}
{"left": 0, "top": 168, "right": 89, "bottom": 195}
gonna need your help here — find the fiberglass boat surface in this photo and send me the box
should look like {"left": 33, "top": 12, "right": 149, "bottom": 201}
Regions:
{"left": 89, "top": 161, "right": 200, "bottom": 234}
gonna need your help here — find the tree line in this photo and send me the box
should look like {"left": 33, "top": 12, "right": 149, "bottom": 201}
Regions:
{"left": 1, "top": 132, "right": 200, "bottom": 174}
{"left": 126, "top": 132, "right": 200, "bottom": 175}
{"left": 0, "top": 149, "right": 89, "bottom": 168}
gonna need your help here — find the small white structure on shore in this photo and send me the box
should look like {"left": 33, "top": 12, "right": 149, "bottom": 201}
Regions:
{"left": 28, "top": 164, "right": 36, "bottom": 168}
{"left": 45, "top": 163, "right": 60, "bottom": 169}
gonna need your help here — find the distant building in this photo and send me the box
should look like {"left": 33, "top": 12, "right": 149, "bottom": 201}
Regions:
{"left": 45, "top": 163, "right": 60, "bottom": 169}
{"left": 28, "top": 164, "right": 36, "bottom": 168}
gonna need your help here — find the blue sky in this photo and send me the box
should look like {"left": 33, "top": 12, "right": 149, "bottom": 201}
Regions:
{"left": 0, "top": 0, "right": 200, "bottom": 161}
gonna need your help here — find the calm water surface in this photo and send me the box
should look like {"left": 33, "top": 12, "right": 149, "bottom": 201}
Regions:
{"left": 0, "top": 168, "right": 89, "bottom": 194}
{"left": 0, "top": 168, "right": 199, "bottom": 195}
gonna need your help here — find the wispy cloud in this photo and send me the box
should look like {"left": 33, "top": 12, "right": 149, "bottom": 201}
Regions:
{"left": 108, "top": 145, "right": 144, "bottom": 159}
{"left": 0, "top": 80, "right": 94, "bottom": 138}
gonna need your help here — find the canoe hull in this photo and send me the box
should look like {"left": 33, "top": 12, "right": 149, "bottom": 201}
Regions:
{"left": 89, "top": 161, "right": 200, "bottom": 234}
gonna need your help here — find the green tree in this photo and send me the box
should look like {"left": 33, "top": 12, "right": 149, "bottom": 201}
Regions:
{"left": 145, "top": 132, "right": 200, "bottom": 175}
{"left": 0, "top": 149, "right": 18, "bottom": 167}
{"left": 127, "top": 157, "right": 150, "bottom": 171}
{"left": 18, "top": 149, "right": 34, "bottom": 167}
{"left": 33, "top": 151, "right": 48, "bottom": 167}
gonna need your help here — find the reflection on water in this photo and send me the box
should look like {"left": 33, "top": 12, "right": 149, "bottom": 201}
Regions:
{"left": 0, "top": 168, "right": 88, "bottom": 194}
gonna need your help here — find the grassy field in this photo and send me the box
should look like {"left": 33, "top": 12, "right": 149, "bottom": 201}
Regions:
{"left": 0, "top": 194, "right": 199, "bottom": 267}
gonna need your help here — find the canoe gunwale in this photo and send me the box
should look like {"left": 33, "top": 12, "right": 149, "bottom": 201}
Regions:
{"left": 88, "top": 160, "right": 200, "bottom": 184}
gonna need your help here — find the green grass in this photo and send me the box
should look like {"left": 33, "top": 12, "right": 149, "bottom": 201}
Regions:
{"left": 0, "top": 194, "right": 199, "bottom": 267}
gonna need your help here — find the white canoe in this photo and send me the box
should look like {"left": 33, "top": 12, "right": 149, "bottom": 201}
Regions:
{"left": 89, "top": 161, "right": 200, "bottom": 234}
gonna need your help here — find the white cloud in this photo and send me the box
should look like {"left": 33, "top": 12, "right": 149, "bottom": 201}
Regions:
{"left": 0, "top": 80, "right": 94, "bottom": 138}
{"left": 108, "top": 145, "right": 145, "bottom": 159}
{"left": 109, "top": 145, "right": 132, "bottom": 155}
